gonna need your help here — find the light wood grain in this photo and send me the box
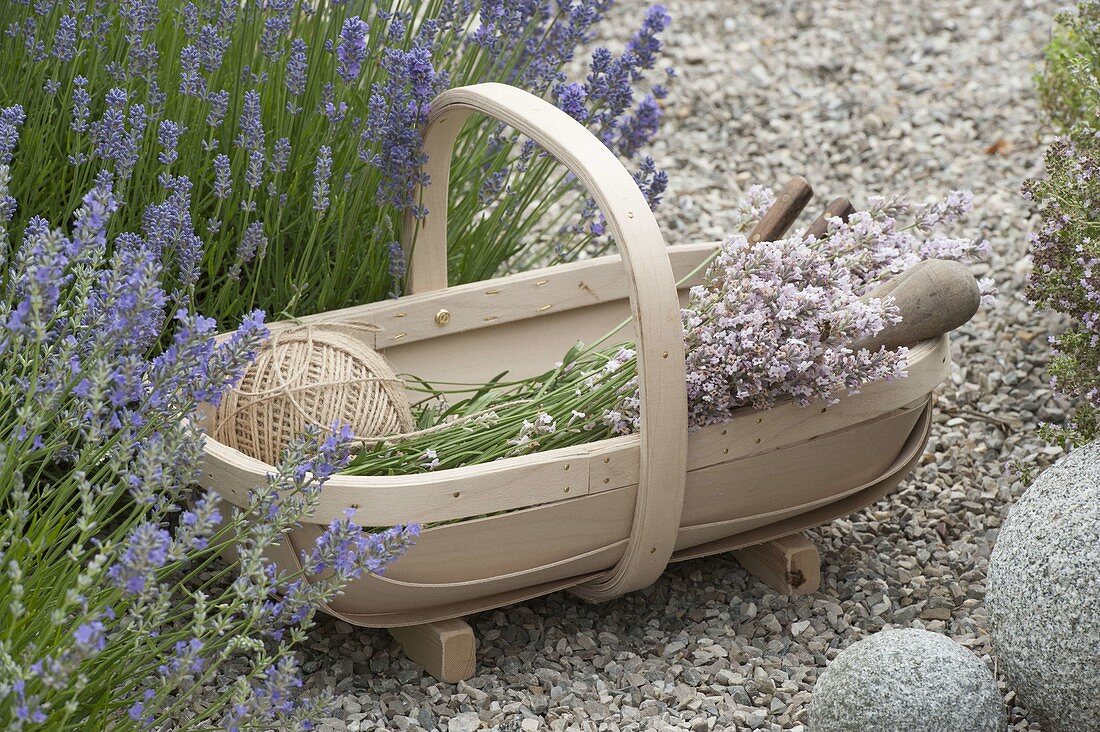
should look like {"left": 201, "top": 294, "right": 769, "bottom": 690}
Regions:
{"left": 856, "top": 259, "right": 981, "bottom": 350}
{"left": 405, "top": 83, "right": 688, "bottom": 601}
{"left": 389, "top": 619, "right": 475, "bottom": 683}
{"left": 806, "top": 196, "right": 855, "bottom": 240}
{"left": 261, "top": 399, "right": 932, "bottom": 627}
{"left": 749, "top": 177, "right": 813, "bottom": 242}
{"left": 733, "top": 534, "right": 821, "bottom": 595}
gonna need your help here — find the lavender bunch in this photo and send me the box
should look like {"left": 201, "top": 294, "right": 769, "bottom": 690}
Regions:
{"left": 677, "top": 233, "right": 907, "bottom": 429}
{"left": 0, "top": 0, "right": 672, "bottom": 327}
{"left": 1028, "top": 1, "right": 1100, "bottom": 444}
{"left": 0, "top": 151, "right": 415, "bottom": 729}
{"left": 344, "top": 188, "right": 989, "bottom": 476}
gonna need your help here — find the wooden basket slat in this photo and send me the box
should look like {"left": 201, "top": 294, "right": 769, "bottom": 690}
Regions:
{"left": 280, "top": 242, "right": 717, "bottom": 349}
{"left": 271, "top": 399, "right": 931, "bottom": 627}
{"left": 198, "top": 335, "right": 946, "bottom": 526}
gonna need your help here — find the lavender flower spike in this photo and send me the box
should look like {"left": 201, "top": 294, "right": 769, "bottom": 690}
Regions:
{"left": 285, "top": 38, "right": 307, "bottom": 97}
{"left": 336, "top": 16, "right": 369, "bottom": 84}
{"left": 235, "top": 89, "right": 265, "bottom": 151}
{"left": 0, "top": 104, "right": 26, "bottom": 164}
{"left": 157, "top": 120, "right": 186, "bottom": 165}
{"left": 312, "top": 145, "right": 332, "bottom": 214}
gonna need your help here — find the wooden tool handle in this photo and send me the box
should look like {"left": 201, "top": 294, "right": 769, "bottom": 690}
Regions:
{"left": 748, "top": 177, "right": 814, "bottom": 243}
{"left": 854, "top": 259, "right": 980, "bottom": 351}
{"left": 806, "top": 197, "right": 855, "bottom": 240}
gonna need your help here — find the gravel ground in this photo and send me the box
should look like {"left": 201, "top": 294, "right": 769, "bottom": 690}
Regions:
{"left": 299, "top": 1, "right": 1064, "bottom": 729}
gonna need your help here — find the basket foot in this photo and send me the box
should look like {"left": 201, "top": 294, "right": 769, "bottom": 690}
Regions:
{"left": 733, "top": 533, "right": 821, "bottom": 595}
{"left": 389, "top": 618, "right": 475, "bottom": 683}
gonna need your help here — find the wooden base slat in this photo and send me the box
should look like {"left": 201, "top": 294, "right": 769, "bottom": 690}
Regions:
{"left": 389, "top": 618, "right": 476, "bottom": 683}
{"left": 733, "top": 533, "right": 821, "bottom": 595}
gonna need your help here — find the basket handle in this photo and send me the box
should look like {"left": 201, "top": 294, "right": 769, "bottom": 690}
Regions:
{"left": 400, "top": 83, "right": 687, "bottom": 600}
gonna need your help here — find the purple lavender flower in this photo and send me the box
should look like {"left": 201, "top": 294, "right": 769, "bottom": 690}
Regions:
{"left": 181, "top": 2, "right": 199, "bottom": 37}
{"left": 143, "top": 174, "right": 202, "bottom": 291}
{"left": 335, "top": 16, "right": 369, "bottom": 83}
{"left": 235, "top": 89, "right": 265, "bottom": 151}
{"left": 206, "top": 89, "right": 229, "bottom": 128}
{"left": 176, "top": 495, "right": 221, "bottom": 551}
{"left": 51, "top": 14, "right": 76, "bottom": 61}
{"left": 70, "top": 77, "right": 91, "bottom": 132}
{"left": 675, "top": 231, "right": 907, "bottom": 429}
{"left": 387, "top": 239, "right": 406, "bottom": 296}
{"left": 245, "top": 149, "right": 265, "bottom": 190}
{"left": 617, "top": 95, "right": 661, "bottom": 159}
{"left": 197, "top": 23, "right": 228, "bottom": 73}
{"left": 73, "top": 620, "right": 106, "bottom": 654}
{"left": 631, "top": 155, "right": 667, "bottom": 209}
{"left": 360, "top": 43, "right": 448, "bottom": 211}
{"left": 553, "top": 82, "right": 588, "bottom": 122}
{"left": 312, "top": 145, "right": 332, "bottom": 214}
{"left": 212, "top": 154, "right": 232, "bottom": 199}
{"left": 319, "top": 81, "right": 348, "bottom": 123}
{"left": 157, "top": 119, "right": 186, "bottom": 165}
{"left": 284, "top": 38, "right": 307, "bottom": 97}
{"left": 271, "top": 137, "right": 291, "bottom": 173}
{"left": 108, "top": 522, "right": 173, "bottom": 596}
{"left": 12, "top": 679, "right": 46, "bottom": 725}
{"left": 90, "top": 89, "right": 143, "bottom": 178}
{"left": 259, "top": 0, "right": 293, "bottom": 58}
{"left": 0, "top": 104, "right": 26, "bottom": 164}
{"left": 626, "top": 4, "right": 671, "bottom": 72}
{"left": 179, "top": 44, "right": 206, "bottom": 98}
{"left": 228, "top": 221, "right": 267, "bottom": 280}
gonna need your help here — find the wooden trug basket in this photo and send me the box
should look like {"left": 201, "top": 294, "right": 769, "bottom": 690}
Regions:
{"left": 199, "top": 83, "right": 951, "bottom": 682}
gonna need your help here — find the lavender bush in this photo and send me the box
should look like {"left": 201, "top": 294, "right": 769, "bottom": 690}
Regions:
{"left": 343, "top": 188, "right": 990, "bottom": 476}
{"left": 1027, "top": 0, "right": 1100, "bottom": 444}
{"left": 0, "top": 0, "right": 671, "bottom": 326}
{"left": 0, "top": 129, "right": 416, "bottom": 728}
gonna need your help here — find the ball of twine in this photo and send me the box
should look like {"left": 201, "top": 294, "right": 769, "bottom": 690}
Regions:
{"left": 214, "top": 325, "right": 414, "bottom": 465}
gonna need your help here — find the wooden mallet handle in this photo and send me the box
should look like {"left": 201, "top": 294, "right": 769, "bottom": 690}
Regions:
{"left": 806, "top": 197, "right": 855, "bottom": 240}
{"left": 748, "top": 177, "right": 814, "bottom": 243}
{"left": 854, "top": 259, "right": 980, "bottom": 351}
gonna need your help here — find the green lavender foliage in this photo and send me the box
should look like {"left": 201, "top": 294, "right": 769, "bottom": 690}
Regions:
{"left": 0, "top": 161, "right": 417, "bottom": 729}
{"left": 1029, "top": 0, "right": 1100, "bottom": 445}
{"left": 0, "top": 0, "right": 670, "bottom": 327}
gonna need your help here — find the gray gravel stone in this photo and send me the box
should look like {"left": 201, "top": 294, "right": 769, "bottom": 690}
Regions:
{"left": 988, "top": 441, "right": 1100, "bottom": 732}
{"left": 809, "top": 629, "right": 1006, "bottom": 732}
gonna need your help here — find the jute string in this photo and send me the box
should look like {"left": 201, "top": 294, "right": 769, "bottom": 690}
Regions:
{"left": 213, "top": 322, "right": 546, "bottom": 464}
{"left": 214, "top": 323, "right": 416, "bottom": 465}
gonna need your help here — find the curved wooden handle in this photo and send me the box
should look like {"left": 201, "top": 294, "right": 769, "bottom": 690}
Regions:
{"left": 401, "top": 83, "right": 688, "bottom": 600}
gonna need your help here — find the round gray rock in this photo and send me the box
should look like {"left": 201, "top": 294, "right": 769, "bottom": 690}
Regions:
{"left": 988, "top": 441, "right": 1100, "bottom": 731}
{"left": 810, "top": 629, "right": 1005, "bottom": 732}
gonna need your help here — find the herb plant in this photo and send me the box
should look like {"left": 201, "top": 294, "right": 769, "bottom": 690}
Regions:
{"left": 0, "top": 0, "right": 671, "bottom": 327}
{"left": 0, "top": 113, "right": 416, "bottom": 730}
{"left": 1028, "top": 0, "right": 1100, "bottom": 444}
